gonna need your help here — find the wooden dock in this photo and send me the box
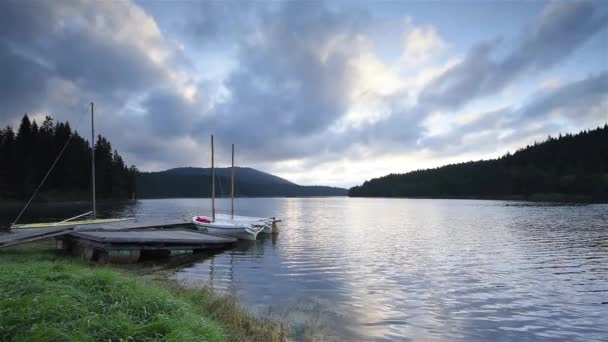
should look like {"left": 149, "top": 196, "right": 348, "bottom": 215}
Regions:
{"left": 1, "top": 220, "right": 238, "bottom": 263}
{"left": 60, "top": 228, "right": 236, "bottom": 263}
{"left": 0, "top": 226, "right": 75, "bottom": 248}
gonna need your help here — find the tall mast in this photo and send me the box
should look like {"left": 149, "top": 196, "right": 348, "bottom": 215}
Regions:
{"left": 211, "top": 135, "right": 215, "bottom": 222}
{"left": 91, "top": 102, "right": 96, "bottom": 219}
{"left": 231, "top": 144, "right": 235, "bottom": 219}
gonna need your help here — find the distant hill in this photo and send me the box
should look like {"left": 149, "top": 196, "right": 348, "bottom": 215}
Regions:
{"left": 137, "top": 167, "right": 346, "bottom": 198}
{"left": 349, "top": 124, "right": 608, "bottom": 202}
{"left": 163, "top": 167, "right": 294, "bottom": 185}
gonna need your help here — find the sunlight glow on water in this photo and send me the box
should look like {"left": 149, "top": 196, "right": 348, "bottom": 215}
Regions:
{"left": 155, "top": 198, "right": 608, "bottom": 341}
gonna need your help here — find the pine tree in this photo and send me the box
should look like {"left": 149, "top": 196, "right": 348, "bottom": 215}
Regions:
{"left": 0, "top": 114, "right": 137, "bottom": 200}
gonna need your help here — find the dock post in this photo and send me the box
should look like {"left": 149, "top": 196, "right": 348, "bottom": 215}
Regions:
{"left": 271, "top": 221, "right": 279, "bottom": 234}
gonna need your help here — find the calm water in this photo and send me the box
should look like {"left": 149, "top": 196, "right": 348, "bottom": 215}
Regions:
{"left": 4, "top": 197, "right": 608, "bottom": 340}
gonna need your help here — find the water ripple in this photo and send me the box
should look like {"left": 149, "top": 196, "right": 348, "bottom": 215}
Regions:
{"left": 122, "top": 198, "right": 607, "bottom": 341}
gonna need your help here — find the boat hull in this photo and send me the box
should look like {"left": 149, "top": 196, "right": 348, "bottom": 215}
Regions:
{"left": 192, "top": 216, "right": 262, "bottom": 241}
{"left": 203, "top": 226, "right": 260, "bottom": 241}
{"left": 215, "top": 213, "right": 276, "bottom": 234}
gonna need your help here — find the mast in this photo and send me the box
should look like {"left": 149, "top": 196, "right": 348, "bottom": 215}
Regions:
{"left": 211, "top": 135, "right": 215, "bottom": 222}
{"left": 231, "top": 144, "right": 235, "bottom": 219}
{"left": 91, "top": 102, "right": 96, "bottom": 219}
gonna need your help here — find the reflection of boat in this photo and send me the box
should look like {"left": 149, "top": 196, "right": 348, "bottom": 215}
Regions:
{"left": 11, "top": 103, "right": 133, "bottom": 229}
{"left": 192, "top": 136, "right": 264, "bottom": 241}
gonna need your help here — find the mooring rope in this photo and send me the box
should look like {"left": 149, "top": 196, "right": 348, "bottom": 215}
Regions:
{"left": 10, "top": 106, "right": 89, "bottom": 229}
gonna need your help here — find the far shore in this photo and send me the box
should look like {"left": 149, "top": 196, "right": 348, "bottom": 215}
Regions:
{"left": 2, "top": 192, "right": 604, "bottom": 208}
{"left": 347, "top": 193, "right": 606, "bottom": 204}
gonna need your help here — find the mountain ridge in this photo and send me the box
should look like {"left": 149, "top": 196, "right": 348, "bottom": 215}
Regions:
{"left": 161, "top": 167, "right": 295, "bottom": 185}
{"left": 137, "top": 166, "right": 347, "bottom": 198}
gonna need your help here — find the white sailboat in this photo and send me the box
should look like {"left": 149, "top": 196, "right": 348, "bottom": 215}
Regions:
{"left": 11, "top": 103, "right": 133, "bottom": 229}
{"left": 214, "top": 143, "right": 280, "bottom": 234}
{"left": 214, "top": 214, "right": 279, "bottom": 234}
{"left": 192, "top": 137, "right": 265, "bottom": 241}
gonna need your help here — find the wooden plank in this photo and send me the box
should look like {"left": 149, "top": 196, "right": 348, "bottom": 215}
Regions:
{"left": 0, "top": 229, "right": 74, "bottom": 248}
{"left": 0, "top": 227, "right": 72, "bottom": 244}
{"left": 86, "top": 221, "right": 193, "bottom": 231}
{"left": 69, "top": 229, "right": 237, "bottom": 244}
{"left": 60, "top": 236, "right": 230, "bottom": 250}
{"left": 84, "top": 243, "right": 230, "bottom": 251}
{"left": 11, "top": 218, "right": 134, "bottom": 229}
{"left": 10, "top": 218, "right": 188, "bottom": 231}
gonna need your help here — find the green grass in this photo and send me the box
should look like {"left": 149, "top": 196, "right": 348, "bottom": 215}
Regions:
{"left": 0, "top": 245, "right": 288, "bottom": 341}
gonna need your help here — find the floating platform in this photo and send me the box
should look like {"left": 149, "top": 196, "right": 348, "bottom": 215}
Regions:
{"left": 10, "top": 218, "right": 134, "bottom": 229}
{"left": 2, "top": 220, "right": 238, "bottom": 263}
{"left": 0, "top": 220, "right": 192, "bottom": 248}
{"left": 0, "top": 226, "right": 75, "bottom": 248}
{"left": 59, "top": 227, "right": 236, "bottom": 263}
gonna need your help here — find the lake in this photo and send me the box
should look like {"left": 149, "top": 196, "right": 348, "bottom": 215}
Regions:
{"left": 4, "top": 197, "right": 608, "bottom": 340}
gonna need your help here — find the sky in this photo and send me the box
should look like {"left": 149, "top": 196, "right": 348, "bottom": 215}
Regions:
{"left": 0, "top": 0, "right": 606, "bottom": 188}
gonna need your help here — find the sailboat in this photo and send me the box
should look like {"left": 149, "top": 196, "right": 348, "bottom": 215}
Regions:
{"left": 191, "top": 136, "right": 265, "bottom": 241}
{"left": 215, "top": 142, "right": 280, "bottom": 234}
{"left": 11, "top": 103, "right": 133, "bottom": 229}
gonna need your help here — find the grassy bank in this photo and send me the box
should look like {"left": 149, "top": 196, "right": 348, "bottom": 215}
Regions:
{"left": 0, "top": 244, "right": 287, "bottom": 341}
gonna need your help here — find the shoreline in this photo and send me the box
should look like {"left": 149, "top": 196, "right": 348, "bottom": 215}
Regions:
{"left": 3, "top": 193, "right": 604, "bottom": 204}
{"left": 347, "top": 193, "right": 607, "bottom": 204}
{"left": 0, "top": 242, "right": 289, "bottom": 341}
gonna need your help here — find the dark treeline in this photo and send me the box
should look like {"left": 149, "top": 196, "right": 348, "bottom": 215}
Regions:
{"left": 0, "top": 114, "right": 137, "bottom": 200}
{"left": 349, "top": 125, "right": 608, "bottom": 202}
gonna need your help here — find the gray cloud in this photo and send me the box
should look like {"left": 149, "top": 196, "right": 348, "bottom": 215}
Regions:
{"left": 354, "top": 0, "right": 608, "bottom": 157}
{"left": 0, "top": 0, "right": 606, "bottom": 181}
{"left": 0, "top": 44, "right": 52, "bottom": 117}
{"left": 191, "top": 2, "right": 371, "bottom": 161}
{"left": 0, "top": 0, "right": 193, "bottom": 165}
{"left": 515, "top": 71, "right": 608, "bottom": 122}
{"left": 0, "top": 1, "right": 174, "bottom": 121}
{"left": 422, "top": 72, "right": 608, "bottom": 154}
{"left": 419, "top": 0, "right": 607, "bottom": 110}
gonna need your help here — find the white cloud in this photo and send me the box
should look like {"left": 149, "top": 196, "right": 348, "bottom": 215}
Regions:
{"left": 400, "top": 20, "right": 446, "bottom": 66}
{"left": 541, "top": 78, "right": 561, "bottom": 90}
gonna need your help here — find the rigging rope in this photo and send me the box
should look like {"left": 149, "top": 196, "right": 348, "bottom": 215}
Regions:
{"left": 10, "top": 106, "right": 89, "bottom": 228}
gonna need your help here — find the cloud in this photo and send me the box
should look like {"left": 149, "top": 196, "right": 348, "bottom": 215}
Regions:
{"left": 400, "top": 21, "right": 446, "bottom": 66}
{"left": 1, "top": 0, "right": 194, "bottom": 110}
{"left": 0, "top": 44, "right": 52, "bottom": 117}
{"left": 515, "top": 71, "right": 608, "bottom": 123}
{"left": 191, "top": 2, "right": 372, "bottom": 161}
{"left": 421, "top": 72, "right": 608, "bottom": 154}
{"left": 352, "top": 0, "right": 607, "bottom": 157}
{"left": 541, "top": 78, "right": 561, "bottom": 90}
{"left": 0, "top": 0, "right": 606, "bottom": 187}
{"left": 418, "top": 0, "right": 607, "bottom": 110}
{"left": 0, "top": 0, "right": 196, "bottom": 161}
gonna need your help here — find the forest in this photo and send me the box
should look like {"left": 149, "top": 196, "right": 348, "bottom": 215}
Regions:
{"left": 349, "top": 124, "right": 608, "bottom": 202}
{"left": 0, "top": 114, "right": 137, "bottom": 201}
